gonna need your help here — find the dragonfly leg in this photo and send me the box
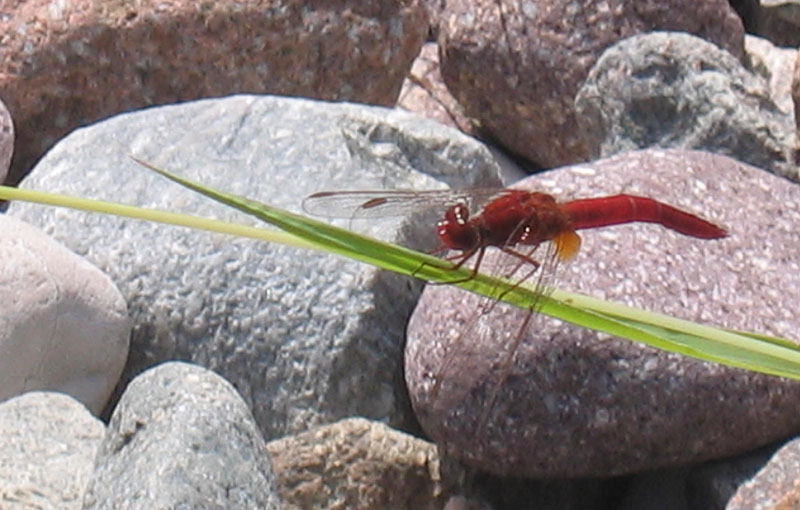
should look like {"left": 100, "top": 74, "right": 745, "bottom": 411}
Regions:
{"left": 501, "top": 246, "right": 541, "bottom": 271}
{"left": 411, "top": 244, "right": 456, "bottom": 279}
{"left": 494, "top": 247, "right": 542, "bottom": 300}
{"left": 410, "top": 248, "right": 455, "bottom": 279}
{"left": 411, "top": 244, "right": 485, "bottom": 285}
{"left": 433, "top": 246, "right": 485, "bottom": 285}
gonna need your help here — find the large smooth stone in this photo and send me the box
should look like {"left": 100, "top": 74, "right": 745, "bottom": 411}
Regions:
{"left": 8, "top": 94, "right": 503, "bottom": 439}
{"left": 406, "top": 148, "right": 800, "bottom": 477}
{"left": 0, "top": 215, "right": 129, "bottom": 414}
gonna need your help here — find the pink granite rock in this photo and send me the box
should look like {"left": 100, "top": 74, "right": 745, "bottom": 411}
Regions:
{"left": 438, "top": 0, "right": 745, "bottom": 168}
{"left": 726, "top": 439, "right": 800, "bottom": 510}
{"left": 406, "top": 148, "right": 800, "bottom": 477}
{"left": 0, "top": 0, "right": 428, "bottom": 185}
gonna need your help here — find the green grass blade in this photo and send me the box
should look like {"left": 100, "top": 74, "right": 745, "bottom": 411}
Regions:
{"left": 133, "top": 159, "right": 800, "bottom": 380}
{"left": 552, "top": 288, "right": 800, "bottom": 370}
{"left": 0, "top": 185, "right": 316, "bottom": 250}
{"left": 4, "top": 159, "right": 799, "bottom": 382}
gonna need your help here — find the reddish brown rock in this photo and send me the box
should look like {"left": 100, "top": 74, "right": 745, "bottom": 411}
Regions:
{"left": 438, "top": 0, "right": 745, "bottom": 168}
{"left": 0, "top": 0, "right": 427, "bottom": 185}
{"left": 750, "top": 0, "right": 800, "bottom": 48}
{"left": 406, "top": 148, "right": 800, "bottom": 478}
{"left": 398, "top": 42, "right": 474, "bottom": 135}
{"left": 267, "top": 417, "right": 445, "bottom": 510}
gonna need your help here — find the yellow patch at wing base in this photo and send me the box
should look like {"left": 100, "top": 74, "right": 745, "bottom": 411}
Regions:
{"left": 554, "top": 230, "right": 581, "bottom": 261}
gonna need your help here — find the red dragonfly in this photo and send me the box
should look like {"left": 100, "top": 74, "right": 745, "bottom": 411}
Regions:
{"left": 303, "top": 188, "right": 728, "bottom": 274}
{"left": 304, "top": 187, "right": 728, "bottom": 430}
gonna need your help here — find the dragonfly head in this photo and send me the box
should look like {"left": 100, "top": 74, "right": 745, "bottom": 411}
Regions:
{"left": 437, "top": 203, "right": 479, "bottom": 251}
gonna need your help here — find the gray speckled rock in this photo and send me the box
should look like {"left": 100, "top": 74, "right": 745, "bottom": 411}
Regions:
{"left": 8, "top": 94, "right": 503, "bottom": 440}
{"left": 0, "top": 215, "right": 129, "bottom": 414}
{"left": 575, "top": 32, "right": 796, "bottom": 181}
{"left": 82, "top": 361, "right": 281, "bottom": 510}
{"left": 0, "top": 392, "right": 105, "bottom": 510}
{"left": 406, "top": 148, "right": 800, "bottom": 477}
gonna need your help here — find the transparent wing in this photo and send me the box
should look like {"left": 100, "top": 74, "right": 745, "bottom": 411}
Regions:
{"left": 429, "top": 232, "right": 563, "bottom": 396}
{"left": 301, "top": 188, "right": 509, "bottom": 219}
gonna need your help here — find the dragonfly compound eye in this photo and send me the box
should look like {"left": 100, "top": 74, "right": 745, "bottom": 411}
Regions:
{"left": 437, "top": 204, "right": 479, "bottom": 250}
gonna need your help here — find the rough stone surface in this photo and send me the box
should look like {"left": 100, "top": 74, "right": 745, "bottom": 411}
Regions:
{"left": 725, "top": 439, "right": 800, "bottom": 510}
{"left": 0, "top": 215, "right": 129, "bottom": 415}
{"left": 397, "top": 43, "right": 528, "bottom": 185}
{"left": 268, "top": 417, "right": 617, "bottom": 510}
{"left": 0, "top": 97, "right": 12, "bottom": 184}
{"left": 267, "top": 417, "right": 445, "bottom": 510}
{"left": 0, "top": 392, "right": 105, "bottom": 510}
{"left": 575, "top": 32, "right": 795, "bottom": 181}
{"left": 0, "top": 0, "right": 428, "bottom": 186}
{"left": 744, "top": 35, "right": 798, "bottom": 117}
{"left": 438, "top": 0, "right": 745, "bottom": 167}
{"left": 398, "top": 42, "right": 474, "bottom": 136}
{"left": 8, "top": 95, "right": 504, "bottom": 441}
{"left": 82, "top": 362, "right": 281, "bottom": 510}
{"left": 406, "top": 148, "right": 800, "bottom": 477}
